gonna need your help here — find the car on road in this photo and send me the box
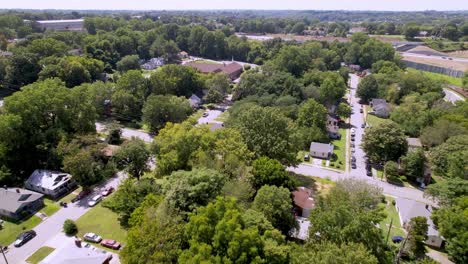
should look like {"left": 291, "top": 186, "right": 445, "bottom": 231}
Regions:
{"left": 88, "top": 194, "right": 103, "bottom": 207}
{"left": 351, "top": 148, "right": 355, "bottom": 153}
{"left": 101, "top": 187, "right": 114, "bottom": 197}
{"left": 366, "top": 169, "right": 373, "bottom": 176}
{"left": 72, "top": 189, "right": 92, "bottom": 203}
{"left": 351, "top": 156, "right": 356, "bottom": 162}
{"left": 84, "top": 232, "right": 102, "bottom": 243}
{"left": 202, "top": 112, "right": 209, "bottom": 117}
{"left": 351, "top": 143, "right": 355, "bottom": 148}
{"left": 304, "top": 154, "right": 310, "bottom": 161}
{"left": 101, "top": 239, "right": 121, "bottom": 250}
{"left": 351, "top": 137, "right": 355, "bottom": 141}
{"left": 360, "top": 108, "right": 363, "bottom": 113}
{"left": 361, "top": 123, "right": 365, "bottom": 128}
{"left": 14, "top": 230, "right": 36, "bottom": 247}
{"left": 351, "top": 162, "right": 357, "bottom": 169}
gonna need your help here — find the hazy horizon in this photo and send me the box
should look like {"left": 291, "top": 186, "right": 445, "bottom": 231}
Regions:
{"left": 1, "top": 0, "right": 467, "bottom": 12}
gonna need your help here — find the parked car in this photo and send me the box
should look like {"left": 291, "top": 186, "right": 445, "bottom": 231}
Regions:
{"left": 202, "top": 112, "right": 209, "bottom": 117}
{"left": 351, "top": 148, "right": 355, "bottom": 153}
{"left": 14, "top": 230, "right": 36, "bottom": 247}
{"left": 351, "top": 137, "right": 355, "bottom": 141}
{"left": 88, "top": 194, "right": 103, "bottom": 207}
{"left": 304, "top": 154, "right": 310, "bottom": 161}
{"left": 392, "top": 236, "right": 404, "bottom": 243}
{"left": 101, "top": 187, "right": 114, "bottom": 197}
{"left": 101, "top": 239, "right": 121, "bottom": 250}
{"left": 351, "top": 156, "right": 356, "bottom": 162}
{"left": 361, "top": 123, "right": 365, "bottom": 128}
{"left": 84, "top": 233, "right": 102, "bottom": 243}
{"left": 366, "top": 169, "right": 373, "bottom": 176}
{"left": 351, "top": 128, "right": 356, "bottom": 134}
{"left": 351, "top": 143, "right": 355, "bottom": 148}
{"left": 360, "top": 108, "right": 363, "bottom": 113}
{"left": 72, "top": 189, "right": 92, "bottom": 203}
{"left": 351, "top": 162, "right": 357, "bottom": 169}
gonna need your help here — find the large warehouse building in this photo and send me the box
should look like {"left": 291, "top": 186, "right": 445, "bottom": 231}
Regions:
{"left": 35, "top": 19, "right": 84, "bottom": 31}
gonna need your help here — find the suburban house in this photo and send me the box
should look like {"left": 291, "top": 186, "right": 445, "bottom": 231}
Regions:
{"left": 40, "top": 239, "right": 113, "bottom": 264}
{"left": 188, "top": 94, "right": 202, "bottom": 108}
{"left": 186, "top": 61, "right": 243, "bottom": 81}
{"left": 0, "top": 187, "right": 44, "bottom": 221}
{"left": 395, "top": 198, "right": 444, "bottom": 248}
{"left": 327, "top": 115, "right": 341, "bottom": 139}
{"left": 35, "top": 19, "right": 84, "bottom": 31}
{"left": 141, "top": 57, "right": 165, "bottom": 70}
{"left": 25, "top": 170, "right": 77, "bottom": 199}
{"left": 370, "top": 98, "right": 390, "bottom": 118}
{"left": 310, "top": 142, "right": 334, "bottom": 159}
{"left": 292, "top": 187, "right": 315, "bottom": 218}
{"left": 407, "top": 137, "right": 423, "bottom": 152}
{"left": 179, "top": 51, "right": 189, "bottom": 59}
{"left": 349, "top": 26, "right": 367, "bottom": 34}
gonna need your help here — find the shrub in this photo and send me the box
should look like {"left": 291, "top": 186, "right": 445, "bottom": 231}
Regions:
{"left": 244, "top": 64, "right": 251, "bottom": 71}
{"left": 336, "top": 165, "right": 341, "bottom": 169}
{"left": 330, "top": 163, "right": 335, "bottom": 167}
{"left": 63, "top": 219, "right": 78, "bottom": 235}
{"left": 392, "top": 200, "right": 396, "bottom": 206}
{"left": 400, "top": 176, "right": 407, "bottom": 182}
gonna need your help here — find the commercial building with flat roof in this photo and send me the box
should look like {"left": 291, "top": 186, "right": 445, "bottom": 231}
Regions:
{"left": 35, "top": 19, "right": 84, "bottom": 31}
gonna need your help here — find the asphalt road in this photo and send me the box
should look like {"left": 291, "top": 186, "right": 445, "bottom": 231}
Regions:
{"left": 0, "top": 173, "right": 125, "bottom": 264}
{"left": 402, "top": 52, "right": 468, "bottom": 63}
{"left": 95, "top": 122, "right": 153, "bottom": 143}
{"left": 289, "top": 74, "right": 435, "bottom": 206}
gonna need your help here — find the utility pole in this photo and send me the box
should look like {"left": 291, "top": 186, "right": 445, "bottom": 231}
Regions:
{"left": 386, "top": 218, "right": 393, "bottom": 244}
{"left": 0, "top": 245, "right": 8, "bottom": 264}
{"left": 394, "top": 224, "right": 411, "bottom": 264}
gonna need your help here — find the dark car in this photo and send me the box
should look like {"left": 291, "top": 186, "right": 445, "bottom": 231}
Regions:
{"left": 360, "top": 108, "right": 363, "bottom": 113}
{"left": 72, "top": 189, "right": 92, "bottom": 203}
{"left": 366, "top": 169, "right": 373, "bottom": 176}
{"left": 351, "top": 162, "right": 357, "bottom": 169}
{"left": 392, "top": 236, "right": 404, "bottom": 243}
{"left": 14, "top": 230, "right": 36, "bottom": 247}
{"left": 361, "top": 123, "right": 365, "bottom": 128}
{"left": 351, "top": 143, "right": 355, "bottom": 148}
{"left": 351, "top": 156, "right": 356, "bottom": 162}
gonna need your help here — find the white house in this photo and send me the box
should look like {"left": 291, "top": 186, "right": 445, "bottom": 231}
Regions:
{"left": 188, "top": 94, "right": 202, "bottom": 108}
{"left": 395, "top": 197, "right": 444, "bottom": 248}
{"left": 25, "top": 170, "right": 77, "bottom": 199}
{"left": 310, "top": 142, "right": 334, "bottom": 159}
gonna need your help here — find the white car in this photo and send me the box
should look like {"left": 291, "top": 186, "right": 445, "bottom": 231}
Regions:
{"left": 350, "top": 128, "right": 356, "bottom": 135}
{"left": 88, "top": 194, "right": 102, "bottom": 207}
{"left": 84, "top": 232, "right": 102, "bottom": 243}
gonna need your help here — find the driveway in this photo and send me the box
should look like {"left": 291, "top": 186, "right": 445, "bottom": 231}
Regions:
{"left": 443, "top": 88, "right": 465, "bottom": 103}
{"left": 95, "top": 122, "right": 153, "bottom": 143}
{"left": 197, "top": 109, "right": 223, "bottom": 125}
{"left": 0, "top": 173, "right": 126, "bottom": 264}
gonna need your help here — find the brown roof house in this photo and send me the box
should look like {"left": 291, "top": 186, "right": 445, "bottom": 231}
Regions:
{"left": 0, "top": 187, "right": 44, "bottom": 221}
{"left": 186, "top": 61, "right": 243, "bottom": 81}
{"left": 293, "top": 187, "right": 315, "bottom": 218}
{"left": 291, "top": 187, "right": 315, "bottom": 241}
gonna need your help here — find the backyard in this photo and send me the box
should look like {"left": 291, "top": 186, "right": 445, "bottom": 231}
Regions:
{"left": 26, "top": 246, "right": 55, "bottom": 264}
{"left": 329, "top": 128, "right": 346, "bottom": 171}
{"left": 75, "top": 203, "right": 127, "bottom": 253}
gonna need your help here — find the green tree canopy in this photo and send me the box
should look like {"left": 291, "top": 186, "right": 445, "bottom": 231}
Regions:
{"left": 113, "top": 138, "right": 150, "bottom": 180}
{"left": 142, "top": 94, "right": 192, "bottom": 133}
{"left": 362, "top": 122, "right": 408, "bottom": 163}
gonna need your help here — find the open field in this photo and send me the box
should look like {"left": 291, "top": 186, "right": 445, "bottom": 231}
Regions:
{"left": 26, "top": 246, "right": 55, "bottom": 264}
{"left": 75, "top": 204, "right": 127, "bottom": 253}
{"left": 418, "top": 70, "right": 463, "bottom": 87}
{"left": 366, "top": 114, "right": 393, "bottom": 127}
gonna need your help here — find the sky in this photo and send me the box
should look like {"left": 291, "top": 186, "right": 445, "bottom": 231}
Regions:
{"left": 2, "top": 0, "right": 467, "bottom": 11}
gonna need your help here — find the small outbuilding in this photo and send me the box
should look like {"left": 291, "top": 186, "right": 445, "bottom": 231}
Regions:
{"left": 292, "top": 187, "right": 315, "bottom": 218}
{"left": 370, "top": 98, "right": 390, "bottom": 118}
{"left": 310, "top": 142, "right": 334, "bottom": 159}
{"left": 188, "top": 94, "right": 202, "bottom": 108}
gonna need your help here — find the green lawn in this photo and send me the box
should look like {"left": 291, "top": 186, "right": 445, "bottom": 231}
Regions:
{"left": 366, "top": 114, "right": 393, "bottom": 128}
{"left": 75, "top": 204, "right": 127, "bottom": 253}
{"left": 415, "top": 70, "right": 463, "bottom": 87}
{"left": 41, "top": 199, "right": 60, "bottom": 217}
{"left": 330, "top": 128, "right": 346, "bottom": 171}
{"left": 0, "top": 215, "right": 42, "bottom": 245}
{"left": 215, "top": 111, "right": 230, "bottom": 122}
{"left": 26, "top": 246, "right": 55, "bottom": 264}
{"left": 380, "top": 197, "right": 406, "bottom": 245}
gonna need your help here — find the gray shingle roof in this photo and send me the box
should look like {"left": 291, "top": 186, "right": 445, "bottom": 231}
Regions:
{"left": 395, "top": 197, "right": 440, "bottom": 237}
{"left": 26, "top": 170, "right": 73, "bottom": 191}
{"left": 309, "top": 142, "right": 334, "bottom": 154}
{"left": 0, "top": 188, "right": 43, "bottom": 213}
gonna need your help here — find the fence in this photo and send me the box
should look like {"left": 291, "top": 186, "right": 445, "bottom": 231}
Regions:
{"left": 401, "top": 60, "right": 465, "bottom": 78}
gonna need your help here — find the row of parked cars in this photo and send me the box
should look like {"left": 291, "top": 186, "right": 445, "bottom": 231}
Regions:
{"left": 83, "top": 232, "right": 121, "bottom": 250}
{"left": 71, "top": 187, "right": 114, "bottom": 206}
